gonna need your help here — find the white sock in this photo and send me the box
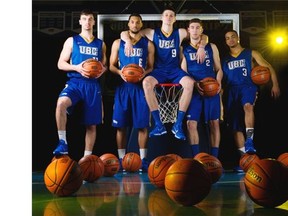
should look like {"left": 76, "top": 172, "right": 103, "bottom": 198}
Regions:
{"left": 139, "top": 148, "right": 147, "bottom": 159}
{"left": 58, "top": 130, "right": 67, "bottom": 144}
{"left": 84, "top": 150, "right": 92, "bottom": 156}
{"left": 118, "top": 149, "right": 126, "bottom": 159}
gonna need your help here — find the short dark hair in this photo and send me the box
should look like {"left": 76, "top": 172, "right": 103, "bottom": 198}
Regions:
{"left": 80, "top": 9, "right": 95, "bottom": 17}
{"left": 224, "top": 29, "right": 238, "bottom": 36}
{"left": 162, "top": 6, "right": 176, "bottom": 15}
{"left": 128, "top": 13, "right": 142, "bottom": 22}
{"left": 188, "top": 18, "right": 203, "bottom": 26}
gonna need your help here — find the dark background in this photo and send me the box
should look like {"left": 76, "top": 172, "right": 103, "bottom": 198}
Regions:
{"left": 32, "top": 0, "right": 288, "bottom": 171}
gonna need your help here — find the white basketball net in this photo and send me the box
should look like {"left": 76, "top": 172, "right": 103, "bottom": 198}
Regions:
{"left": 154, "top": 84, "right": 183, "bottom": 123}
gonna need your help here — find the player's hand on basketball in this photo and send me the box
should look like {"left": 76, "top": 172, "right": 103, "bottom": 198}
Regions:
{"left": 196, "top": 81, "right": 204, "bottom": 96}
{"left": 124, "top": 41, "right": 133, "bottom": 57}
{"left": 79, "top": 62, "right": 91, "bottom": 78}
{"left": 120, "top": 68, "right": 128, "bottom": 82}
{"left": 139, "top": 74, "right": 145, "bottom": 81}
{"left": 139, "top": 68, "right": 146, "bottom": 80}
{"left": 196, "top": 46, "right": 206, "bottom": 64}
{"left": 95, "top": 61, "right": 107, "bottom": 79}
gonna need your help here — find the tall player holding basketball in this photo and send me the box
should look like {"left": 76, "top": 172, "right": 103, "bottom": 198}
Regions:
{"left": 181, "top": 18, "right": 223, "bottom": 158}
{"left": 109, "top": 13, "right": 155, "bottom": 172}
{"left": 222, "top": 30, "right": 280, "bottom": 171}
{"left": 121, "top": 6, "right": 208, "bottom": 140}
{"left": 53, "top": 9, "right": 107, "bottom": 156}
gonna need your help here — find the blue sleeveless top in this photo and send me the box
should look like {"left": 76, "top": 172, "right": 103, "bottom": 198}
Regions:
{"left": 153, "top": 28, "right": 180, "bottom": 70}
{"left": 68, "top": 34, "right": 103, "bottom": 78}
{"left": 222, "top": 49, "right": 254, "bottom": 86}
{"left": 183, "top": 43, "right": 215, "bottom": 81}
{"left": 119, "top": 37, "right": 149, "bottom": 69}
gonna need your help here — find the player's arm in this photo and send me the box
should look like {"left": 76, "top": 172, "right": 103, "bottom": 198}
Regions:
{"left": 179, "top": 45, "right": 187, "bottom": 71}
{"left": 196, "top": 34, "right": 209, "bottom": 64}
{"left": 252, "top": 50, "right": 280, "bottom": 99}
{"left": 180, "top": 46, "right": 199, "bottom": 94}
{"left": 57, "top": 37, "right": 89, "bottom": 77}
{"left": 96, "top": 41, "right": 108, "bottom": 78}
{"left": 180, "top": 28, "right": 208, "bottom": 64}
{"left": 120, "top": 30, "right": 132, "bottom": 56}
{"left": 120, "top": 28, "right": 154, "bottom": 56}
{"left": 101, "top": 42, "right": 107, "bottom": 67}
{"left": 211, "top": 43, "right": 223, "bottom": 93}
{"left": 58, "top": 37, "right": 79, "bottom": 72}
{"left": 109, "top": 39, "right": 126, "bottom": 81}
{"left": 180, "top": 53, "right": 188, "bottom": 73}
{"left": 109, "top": 39, "right": 121, "bottom": 75}
{"left": 199, "top": 34, "right": 209, "bottom": 47}
{"left": 140, "top": 28, "right": 154, "bottom": 41}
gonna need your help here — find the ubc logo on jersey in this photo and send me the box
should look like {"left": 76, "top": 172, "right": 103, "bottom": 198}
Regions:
{"left": 79, "top": 46, "right": 98, "bottom": 56}
{"left": 189, "top": 51, "right": 209, "bottom": 61}
{"left": 129, "top": 48, "right": 143, "bottom": 57}
{"left": 227, "top": 59, "right": 246, "bottom": 70}
{"left": 159, "top": 39, "right": 175, "bottom": 49}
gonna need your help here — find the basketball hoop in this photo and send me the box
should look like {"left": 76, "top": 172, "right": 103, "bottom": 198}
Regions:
{"left": 154, "top": 83, "right": 183, "bottom": 124}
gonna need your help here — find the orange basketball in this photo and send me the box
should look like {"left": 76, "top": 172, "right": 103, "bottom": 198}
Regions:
{"left": 166, "top": 153, "right": 183, "bottom": 161}
{"left": 239, "top": 152, "right": 260, "bottom": 172}
{"left": 122, "top": 152, "right": 142, "bottom": 172}
{"left": 78, "top": 154, "right": 105, "bottom": 182}
{"left": 44, "top": 156, "right": 83, "bottom": 196}
{"left": 199, "top": 77, "right": 219, "bottom": 97}
{"left": 148, "top": 155, "right": 176, "bottom": 188}
{"left": 251, "top": 65, "right": 271, "bottom": 85}
{"left": 51, "top": 154, "right": 70, "bottom": 162}
{"left": 82, "top": 58, "right": 104, "bottom": 78}
{"left": 99, "top": 153, "right": 120, "bottom": 177}
{"left": 194, "top": 153, "right": 223, "bottom": 184}
{"left": 277, "top": 152, "right": 288, "bottom": 167}
{"left": 165, "top": 158, "right": 212, "bottom": 206}
{"left": 122, "top": 63, "right": 144, "bottom": 83}
{"left": 244, "top": 158, "right": 288, "bottom": 208}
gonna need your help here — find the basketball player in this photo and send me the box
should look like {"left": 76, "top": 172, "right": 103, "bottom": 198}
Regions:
{"left": 181, "top": 18, "right": 223, "bottom": 158}
{"left": 109, "top": 13, "right": 155, "bottom": 172}
{"left": 222, "top": 30, "right": 280, "bottom": 170}
{"left": 121, "top": 6, "right": 208, "bottom": 141}
{"left": 53, "top": 9, "right": 107, "bottom": 156}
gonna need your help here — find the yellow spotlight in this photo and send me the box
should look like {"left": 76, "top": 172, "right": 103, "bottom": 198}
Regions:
{"left": 275, "top": 36, "right": 283, "bottom": 45}
{"left": 268, "top": 29, "right": 287, "bottom": 50}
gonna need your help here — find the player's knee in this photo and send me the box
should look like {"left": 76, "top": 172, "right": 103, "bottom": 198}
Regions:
{"left": 143, "top": 77, "right": 156, "bottom": 91}
{"left": 244, "top": 103, "right": 254, "bottom": 112}
{"left": 180, "top": 76, "right": 194, "bottom": 90}
{"left": 57, "top": 97, "right": 72, "bottom": 112}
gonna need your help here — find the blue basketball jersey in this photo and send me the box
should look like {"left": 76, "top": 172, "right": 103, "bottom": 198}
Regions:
{"left": 222, "top": 48, "right": 258, "bottom": 131}
{"left": 68, "top": 35, "right": 103, "bottom": 78}
{"left": 59, "top": 34, "right": 104, "bottom": 125}
{"left": 153, "top": 28, "right": 180, "bottom": 70}
{"left": 119, "top": 37, "right": 148, "bottom": 69}
{"left": 222, "top": 49, "right": 254, "bottom": 86}
{"left": 184, "top": 43, "right": 221, "bottom": 122}
{"left": 183, "top": 43, "right": 215, "bottom": 81}
{"left": 112, "top": 37, "right": 150, "bottom": 128}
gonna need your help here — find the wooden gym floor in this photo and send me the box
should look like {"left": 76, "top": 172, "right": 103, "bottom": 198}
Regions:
{"left": 32, "top": 170, "right": 288, "bottom": 216}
